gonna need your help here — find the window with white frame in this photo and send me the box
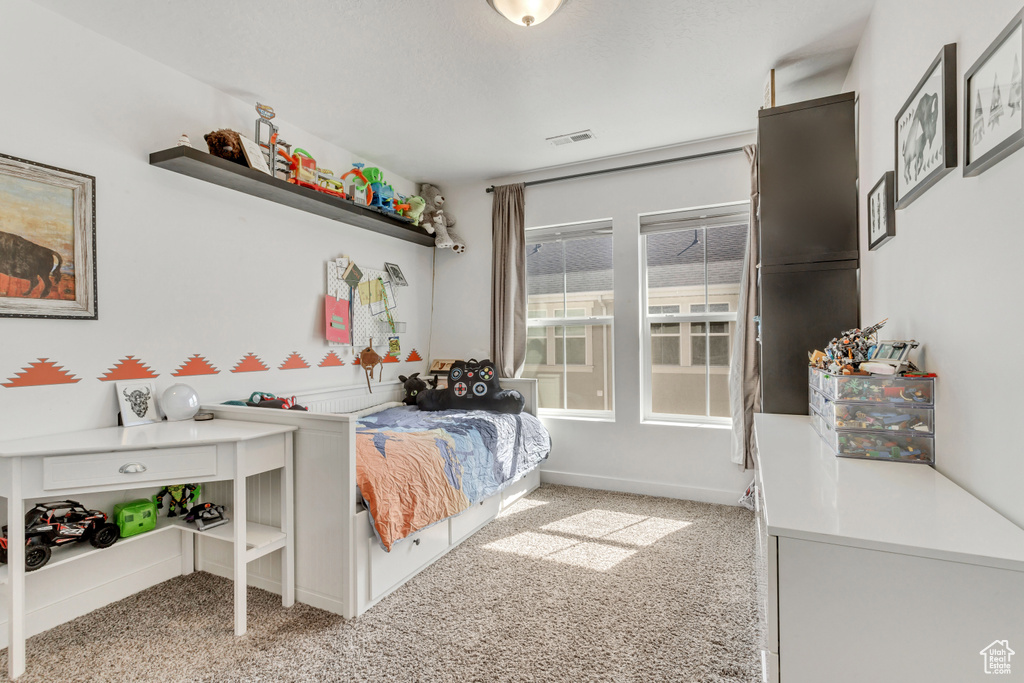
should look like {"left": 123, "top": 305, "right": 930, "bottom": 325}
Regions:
{"left": 524, "top": 220, "right": 614, "bottom": 414}
{"left": 641, "top": 203, "right": 749, "bottom": 420}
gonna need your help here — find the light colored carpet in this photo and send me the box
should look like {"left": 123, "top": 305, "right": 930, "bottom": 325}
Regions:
{"left": 1, "top": 485, "right": 760, "bottom": 682}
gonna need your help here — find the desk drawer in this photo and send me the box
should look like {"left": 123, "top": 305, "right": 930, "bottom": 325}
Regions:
{"left": 43, "top": 446, "right": 217, "bottom": 490}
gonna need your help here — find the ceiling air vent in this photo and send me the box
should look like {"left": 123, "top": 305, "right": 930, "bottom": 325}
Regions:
{"left": 546, "top": 129, "right": 596, "bottom": 147}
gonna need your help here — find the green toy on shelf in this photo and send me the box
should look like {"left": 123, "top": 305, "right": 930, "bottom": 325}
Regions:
{"left": 113, "top": 498, "right": 158, "bottom": 538}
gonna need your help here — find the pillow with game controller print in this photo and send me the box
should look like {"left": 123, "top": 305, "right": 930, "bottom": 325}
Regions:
{"left": 415, "top": 358, "right": 524, "bottom": 414}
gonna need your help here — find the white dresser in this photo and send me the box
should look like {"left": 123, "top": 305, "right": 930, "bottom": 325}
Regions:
{"left": 754, "top": 414, "right": 1024, "bottom": 683}
{"left": 0, "top": 419, "right": 297, "bottom": 680}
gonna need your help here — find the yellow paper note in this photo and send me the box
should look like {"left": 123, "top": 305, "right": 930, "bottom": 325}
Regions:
{"left": 358, "top": 279, "right": 384, "bottom": 305}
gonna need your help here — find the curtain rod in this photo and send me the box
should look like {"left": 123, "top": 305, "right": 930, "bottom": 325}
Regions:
{"left": 484, "top": 146, "right": 746, "bottom": 194}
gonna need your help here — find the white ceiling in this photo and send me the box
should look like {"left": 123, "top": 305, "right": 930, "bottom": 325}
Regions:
{"left": 35, "top": 0, "right": 874, "bottom": 183}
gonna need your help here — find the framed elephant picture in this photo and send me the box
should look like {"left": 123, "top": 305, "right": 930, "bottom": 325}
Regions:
{"left": 0, "top": 153, "right": 97, "bottom": 319}
{"left": 894, "top": 44, "right": 958, "bottom": 209}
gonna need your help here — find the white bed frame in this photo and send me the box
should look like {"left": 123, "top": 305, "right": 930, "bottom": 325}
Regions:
{"left": 200, "top": 378, "right": 541, "bottom": 618}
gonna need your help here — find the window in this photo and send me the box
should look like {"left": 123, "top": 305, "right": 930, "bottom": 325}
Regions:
{"left": 640, "top": 203, "right": 749, "bottom": 420}
{"left": 524, "top": 220, "right": 614, "bottom": 414}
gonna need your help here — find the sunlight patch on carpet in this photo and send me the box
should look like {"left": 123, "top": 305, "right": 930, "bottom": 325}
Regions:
{"left": 540, "top": 509, "right": 691, "bottom": 546}
{"left": 497, "top": 498, "right": 550, "bottom": 518}
{"left": 482, "top": 531, "right": 637, "bottom": 571}
{"left": 545, "top": 541, "right": 636, "bottom": 571}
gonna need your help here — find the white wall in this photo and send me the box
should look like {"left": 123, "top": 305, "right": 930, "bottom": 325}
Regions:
{"left": 432, "top": 133, "right": 755, "bottom": 505}
{"left": 846, "top": 0, "right": 1024, "bottom": 528}
{"left": 1, "top": 0, "right": 432, "bottom": 443}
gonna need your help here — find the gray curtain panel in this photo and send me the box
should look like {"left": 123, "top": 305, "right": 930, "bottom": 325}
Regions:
{"left": 490, "top": 183, "right": 527, "bottom": 378}
{"left": 729, "top": 145, "right": 762, "bottom": 469}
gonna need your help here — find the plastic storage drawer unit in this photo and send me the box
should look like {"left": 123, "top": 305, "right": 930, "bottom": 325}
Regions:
{"left": 819, "top": 421, "right": 934, "bottom": 464}
{"left": 826, "top": 402, "right": 933, "bottom": 434}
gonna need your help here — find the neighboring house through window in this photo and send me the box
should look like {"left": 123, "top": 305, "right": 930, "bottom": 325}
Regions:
{"left": 523, "top": 219, "right": 614, "bottom": 414}
{"left": 640, "top": 202, "right": 749, "bottom": 420}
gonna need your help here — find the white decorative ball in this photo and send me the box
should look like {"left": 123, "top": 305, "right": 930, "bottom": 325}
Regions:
{"left": 162, "top": 383, "right": 200, "bottom": 421}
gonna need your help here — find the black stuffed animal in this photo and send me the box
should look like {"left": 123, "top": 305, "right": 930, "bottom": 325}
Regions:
{"left": 398, "top": 372, "right": 435, "bottom": 406}
{"left": 416, "top": 359, "right": 524, "bottom": 414}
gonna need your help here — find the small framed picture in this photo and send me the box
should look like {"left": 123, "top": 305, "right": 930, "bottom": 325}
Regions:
{"left": 964, "top": 8, "right": 1024, "bottom": 176}
{"left": 895, "top": 44, "right": 958, "bottom": 209}
{"left": 384, "top": 262, "right": 408, "bottom": 286}
{"left": 238, "top": 134, "right": 272, "bottom": 175}
{"left": 116, "top": 380, "right": 161, "bottom": 426}
{"left": 868, "top": 172, "right": 896, "bottom": 250}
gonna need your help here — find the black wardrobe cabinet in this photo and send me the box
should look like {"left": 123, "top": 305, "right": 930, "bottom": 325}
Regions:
{"left": 758, "top": 93, "right": 861, "bottom": 415}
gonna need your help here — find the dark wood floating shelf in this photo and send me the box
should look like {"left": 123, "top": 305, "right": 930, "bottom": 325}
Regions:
{"left": 149, "top": 146, "right": 435, "bottom": 247}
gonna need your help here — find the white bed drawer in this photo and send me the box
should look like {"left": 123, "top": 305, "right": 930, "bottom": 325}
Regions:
{"left": 501, "top": 469, "right": 540, "bottom": 508}
{"left": 43, "top": 446, "right": 217, "bottom": 491}
{"left": 450, "top": 494, "right": 500, "bottom": 545}
{"left": 368, "top": 522, "right": 449, "bottom": 600}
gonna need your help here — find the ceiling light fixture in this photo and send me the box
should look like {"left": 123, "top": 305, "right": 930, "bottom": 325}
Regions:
{"left": 487, "top": 0, "right": 565, "bottom": 27}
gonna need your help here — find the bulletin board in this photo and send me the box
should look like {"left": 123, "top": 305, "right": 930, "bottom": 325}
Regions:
{"left": 326, "top": 259, "right": 403, "bottom": 349}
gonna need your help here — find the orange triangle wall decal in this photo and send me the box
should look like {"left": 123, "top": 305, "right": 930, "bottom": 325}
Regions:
{"left": 232, "top": 353, "right": 269, "bottom": 373}
{"left": 381, "top": 354, "right": 400, "bottom": 363}
{"left": 279, "top": 352, "right": 310, "bottom": 370}
{"left": 352, "top": 356, "right": 361, "bottom": 365}
{"left": 4, "top": 359, "right": 81, "bottom": 387}
{"left": 319, "top": 351, "right": 344, "bottom": 367}
{"left": 405, "top": 349, "right": 423, "bottom": 362}
{"left": 173, "top": 354, "right": 220, "bottom": 376}
{"left": 98, "top": 356, "right": 159, "bottom": 382}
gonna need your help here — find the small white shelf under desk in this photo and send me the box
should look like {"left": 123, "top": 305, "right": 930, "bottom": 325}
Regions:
{"left": 0, "top": 419, "right": 297, "bottom": 680}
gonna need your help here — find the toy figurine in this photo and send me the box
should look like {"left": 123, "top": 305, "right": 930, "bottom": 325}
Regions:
{"left": 177, "top": 133, "right": 192, "bottom": 148}
{"left": 154, "top": 483, "right": 200, "bottom": 518}
{"left": 359, "top": 340, "right": 384, "bottom": 393}
{"left": 811, "top": 319, "right": 888, "bottom": 374}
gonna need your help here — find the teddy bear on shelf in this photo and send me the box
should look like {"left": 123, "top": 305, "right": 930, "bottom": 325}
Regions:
{"left": 420, "top": 183, "right": 465, "bottom": 253}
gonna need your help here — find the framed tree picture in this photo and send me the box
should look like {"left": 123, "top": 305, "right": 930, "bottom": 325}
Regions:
{"left": 868, "top": 172, "right": 896, "bottom": 250}
{"left": 894, "top": 44, "right": 958, "bottom": 209}
{"left": 0, "top": 154, "right": 97, "bottom": 319}
{"left": 964, "top": 8, "right": 1024, "bottom": 177}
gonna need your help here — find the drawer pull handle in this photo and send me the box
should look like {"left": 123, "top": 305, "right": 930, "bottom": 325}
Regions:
{"left": 119, "top": 463, "right": 147, "bottom": 474}
{"left": 413, "top": 538, "right": 421, "bottom": 546}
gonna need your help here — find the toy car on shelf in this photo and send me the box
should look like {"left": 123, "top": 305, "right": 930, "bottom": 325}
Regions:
{"left": 0, "top": 500, "right": 120, "bottom": 571}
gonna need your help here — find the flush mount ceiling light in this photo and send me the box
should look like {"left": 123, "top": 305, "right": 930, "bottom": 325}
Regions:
{"left": 487, "top": 0, "right": 565, "bottom": 27}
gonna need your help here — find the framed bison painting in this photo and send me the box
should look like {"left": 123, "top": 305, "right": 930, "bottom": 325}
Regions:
{"left": 0, "top": 153, "right": 96, "bottom": 319}
{"left": 964, "top": 8, "right": 1024, "bottom": 177}
{"left": 895, "top": 44, "right": 958, "bottom": 210}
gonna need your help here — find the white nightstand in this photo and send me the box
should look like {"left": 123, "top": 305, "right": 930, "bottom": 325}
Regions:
{"left": 0, "top": 419, "right": 297, "bottom": 680}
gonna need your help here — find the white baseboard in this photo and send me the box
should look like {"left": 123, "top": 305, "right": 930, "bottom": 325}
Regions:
{"left": 200, "top": 559, "right": 346, "bottom": 615}
{"left": 0, "top": 556, "right": 181, "bottom": 647}
{"left": 539, "top": 469, "right": 742, "bottom": 507}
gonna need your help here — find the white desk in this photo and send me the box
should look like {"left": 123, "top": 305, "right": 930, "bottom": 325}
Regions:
{"left": 754, "top": 414, "right": 1024, "bottom": 683}
{"left": 0, "top": 419, "right": 297, "bottom": 680}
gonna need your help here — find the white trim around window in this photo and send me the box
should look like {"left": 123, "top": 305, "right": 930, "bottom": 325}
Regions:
{"left": 639, "top": 203, "right": 748, "bottom": 425}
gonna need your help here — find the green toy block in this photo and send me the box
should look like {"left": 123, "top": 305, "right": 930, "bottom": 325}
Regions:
{"left": 113, "top": 498, "right": 157, "bottom": 538}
